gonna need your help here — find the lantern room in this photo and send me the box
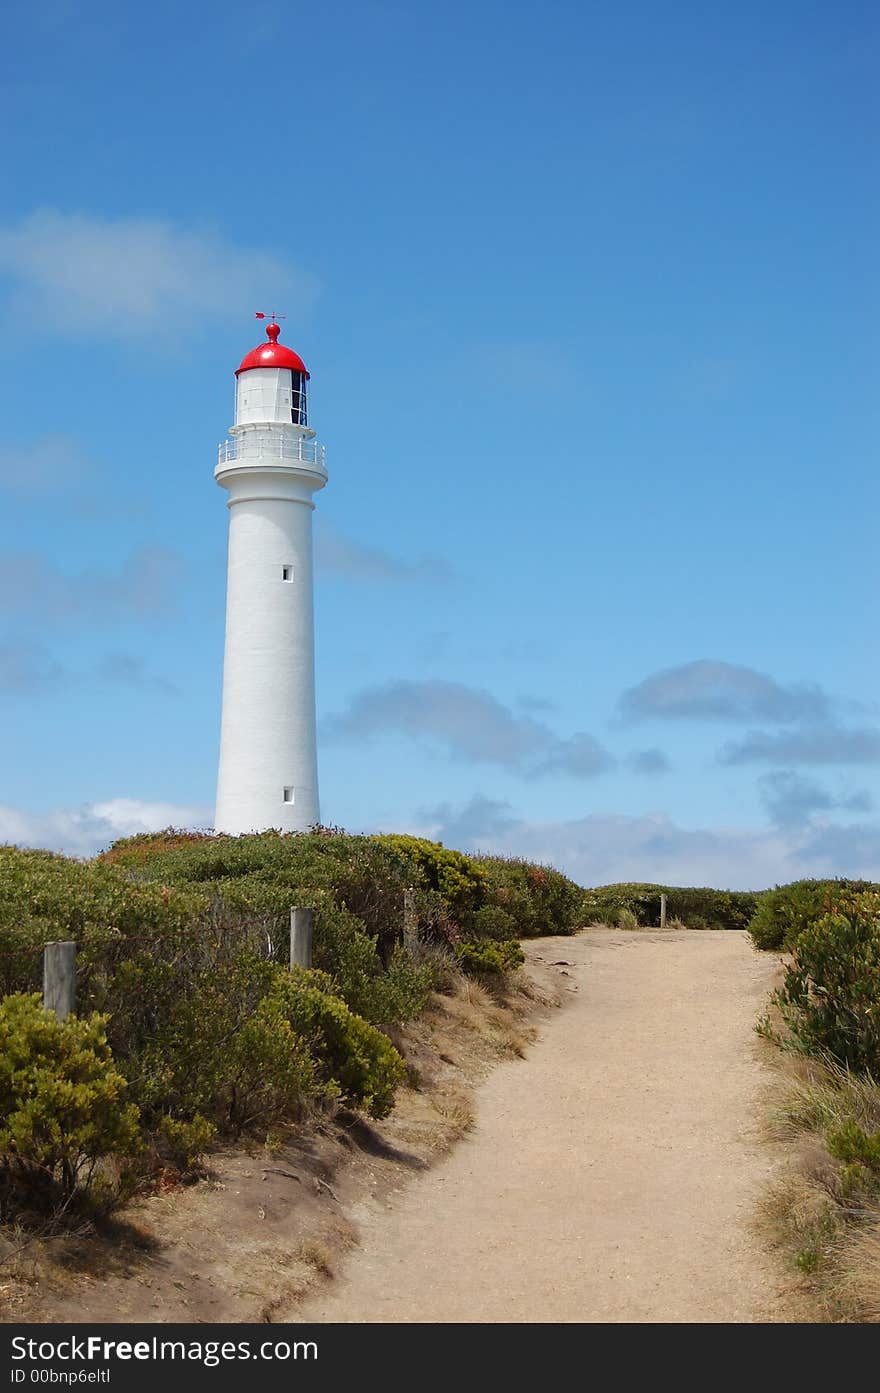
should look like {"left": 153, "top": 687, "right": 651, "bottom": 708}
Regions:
{"left": 234, "top": 322, "right": 310, "bottom": 427}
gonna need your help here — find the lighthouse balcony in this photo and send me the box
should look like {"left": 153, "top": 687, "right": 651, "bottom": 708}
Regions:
{"left": 217, "top": 434, "right": 327, "bottom": 477}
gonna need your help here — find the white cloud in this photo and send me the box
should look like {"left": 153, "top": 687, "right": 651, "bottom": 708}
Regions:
{"left": 411, "top": 795, "right": 519, "bottom": 847}
{"left": 410, "top": 796, "right": 880, "bottom": 890}
{"left": 515, "top": 694, "right": 558, "bottom": 714}
{"left": 757, "top": 770, "right": 872, "bottom": 828}
{"left": 721, "top": 725, "right": 880, "bottom": 767}
{"left": 0, "top": 211, "right": 317, "bottom": 342}
{"left": 315, "top": 527, "right": 457, "bottom": 585}
{"left": 626, "top": 748, "right": 671, "bottom": 775}
{"left": 619, "top": 659, "right": 832, "bottom": 724}
{"left": 97, "top": 654, "right": 178, "bottom": 694}
{"left": 0, "top": 545, "right": 183, "bottom": 623}
{"left": 0, "top": 798, "right": 213, "bottom": 858}
{"left": 468, "top": 341, "right": 576, "bottom": 394}
{"left": 0, "top": 434, "right": 90, "bottom": 495}
{"left": 0, "top": 642, "right": 66, "bottom": 694}
{"left": 325, "top": 678, "right": 615, "bottom": 780}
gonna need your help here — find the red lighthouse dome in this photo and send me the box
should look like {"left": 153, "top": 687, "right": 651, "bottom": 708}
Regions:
{"left": 236, "top": 322, "right": 310, "bottom": 378}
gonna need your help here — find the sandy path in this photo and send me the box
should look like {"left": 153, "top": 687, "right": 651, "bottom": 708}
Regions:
{"left": 289, "top": 930, "right": 788, "bottom": 1323}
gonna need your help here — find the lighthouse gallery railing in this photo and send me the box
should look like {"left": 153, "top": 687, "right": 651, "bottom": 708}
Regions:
{"left": 217, "top": 437, "right": 326, "bottom": 469}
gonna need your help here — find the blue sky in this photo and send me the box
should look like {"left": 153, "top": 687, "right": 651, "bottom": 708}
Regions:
{"left": 0, "top": 0, "right": 877, "bottom": 887}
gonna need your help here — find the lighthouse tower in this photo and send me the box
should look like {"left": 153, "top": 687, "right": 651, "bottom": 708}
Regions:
{"left": 214, "top": 320, "right": 327, "bottom": 835}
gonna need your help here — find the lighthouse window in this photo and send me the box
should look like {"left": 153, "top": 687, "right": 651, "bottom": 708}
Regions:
{"left": 282, "top": 565, "right": 293, "bottom": 581}
{"left": 291, "top": 372, "right": 308, "bottom": 426}
{"left": 282, "top": 786, "right": 295, "bottom": 804}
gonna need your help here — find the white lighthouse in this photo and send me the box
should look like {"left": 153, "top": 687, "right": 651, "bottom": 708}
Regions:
{"left": 214, "top": 320, "right": 327, "bottom": 834}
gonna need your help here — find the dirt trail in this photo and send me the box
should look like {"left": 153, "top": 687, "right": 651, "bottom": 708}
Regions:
{"left": 289, "top": 930, "right": 792, "bottom": 1323}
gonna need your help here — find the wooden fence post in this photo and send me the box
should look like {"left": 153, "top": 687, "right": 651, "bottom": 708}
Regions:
{"left": 403, "top": 887, "right": 418, "bottom": 952}
{"left": 290, "top": 906, "right": 314, "bottom": 969}
{"left": 660, "top": 893, "right": 667, "bottom": 930}
{"left": 43, "top": 941, "right": 76, "bottom": 1021}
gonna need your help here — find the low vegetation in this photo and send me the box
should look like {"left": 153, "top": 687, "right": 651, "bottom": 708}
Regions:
{"left": 12, "top": 822, "right": 880, "bottom": 1317}
{"left": 752, "top": 880, "right": 880, "bottom": 1319}
{"left": 582, "top": 882, "right": 759, "bottom": 931}
{"left": 476, "top": 856, "right": 583, "bottom": 939}
{"left": 0, "top": 993, "right": 142, "bottom": 1217}
{"left": 456, "top": 939, "right": 526, "bottom": 976}
{"left": 746, "top": 878, "right": 880, "bottom": 952}
{"left": 0, "top": 828, "right": 583, "bottom": 1232}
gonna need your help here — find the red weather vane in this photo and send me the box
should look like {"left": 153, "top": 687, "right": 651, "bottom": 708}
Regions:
{"left": 255, "top": 311, "right": 286, "bottom": 322}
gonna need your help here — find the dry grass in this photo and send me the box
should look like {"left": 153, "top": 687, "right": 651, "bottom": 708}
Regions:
{"left": 836, "top": 1225, "right": 880, "bottom": 1321}
{"left": 434, "top": 975, "right": 536, "bottom": 1060}
{"left": 767, "top": 1057, "right": 880, "bottom": 1141}
{"left": 296, "top": 1240, "right": 335, "bottom": 1278}
{"left": 614, "top": 908, "right": 639, "bottom": 930}
{"left": 583, "top": 914, "right": 686, "bottom": 932}
{"left": 429, "top": 1087, "right": 474, "bottom": 1143}
{"left": 760, "top": 1053, "right": 880, "bottom": 1320}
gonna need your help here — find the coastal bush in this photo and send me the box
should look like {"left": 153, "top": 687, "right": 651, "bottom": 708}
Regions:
{"left": 96, "top": 942, "right": 311, "bottom": 1136}
{"left": 747, "top": 879, "right": 880, "bottom": 952}
{"left": 272, "top": 968, "right": 405, "bottom": 1118}
{"left": 0, "top": 845, "right": 205, "bottom": 996}
{"left": 211, "top": 886, "right": 432, "bottom": 1027}
{"left": 475, "top": 856, "right": 583, "bottom": 937}
{"left": 101, "top": 829, "right": 416, "bottom": 959}
{"left": 772, "top": 903, "right": 880, "bottom": 1073}
{"left": 758, "top": 1055, "right": 880, "bottom": 1313}
{"left": 827, "top": 1121, "right": 880, "bottom": 1199}
{"left": 583, "top": 882, "right": 759, "bottom": 932}
{"left": 456, "top": 939, "right": 525, "bottom": 976}
{"left": 99, "top": 831, "right": 432, "bottom": 1025}
{"left": 0, "top": 825, "right": 553, "bottom": 1217}
{"left": 373, "top": 834, "right": 487, "bottom": 923}
{"left": 465, "top": 904, "right": 518, "bottom": 941}
{"left": 0, "top": 994, "right": 142, "bottom": 1206}
{"left": 0, "top": 842, "right": 414, "bottom": 1147}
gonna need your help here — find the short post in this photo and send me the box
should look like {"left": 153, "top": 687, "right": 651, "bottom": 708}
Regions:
{"left": 290, "top": 906, "right": 314, "bottom": 970}
{"left": 403, "top": 887, "right": 418, "bottom": 952}
{"left": 43, "top": 941, "right": 76, "bottom": 1021}
{"left": 660, "top": 893, "right": 667, "bottom": 930}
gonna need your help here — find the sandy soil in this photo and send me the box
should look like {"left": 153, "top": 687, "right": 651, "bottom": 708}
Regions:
{"left": 287, "top": 930, "right": 794, "bottom": 1323}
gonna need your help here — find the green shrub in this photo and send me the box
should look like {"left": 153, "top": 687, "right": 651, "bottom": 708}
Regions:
{"left": 0, "top": 845, "right": 207, "bottom": 997}
{"left": 0, "top": 829, "right": 589, "bottom": 1190}
{"left": 773, "top": 904, "right": 880, "bottom": 1072}
{"left": 102, "top": 829, "right": 415, "bottom": 962}
{"left": 0, "top": 833, "right": 465, "bottom": 1212}
{"left": 101, "top": 829, "right": 429, "bottom": 1010}
{"left": 373, "top": 834, "right": 488, "bottom": 922}
{"left": 271, "top": 968, "right": 405, "bottom": 1118}
{"left": 456, "top": 939, "right": 525, "bottom": 976}
{"left": 583, "top": 883, "right": 759, "bottom": 932}
{"left": 207, "top": 888, "right": 432, "bottom": 1028}
{"left": 223, "top": 989, "right": 320, "bottom": 1132}
{"left": 101, "top": 946, "right": 321, "bottom": 1137}
{"left": 475, "top": 857, "right": 583, "bottom": 938}
{"left": 0, "top": 994, "right": 142, "bottom": 1203}
{"left": 153, "top": 1114, "right": 216, "bottom": 1173}
{"left": 826, "top": 1120, "right": 880, "bottom": 1198}
{"left": 97, "top": 941, "right": 403, "bottom": 1133}
{"left": 466, "top": 904, "right": 518, "bottom": 941}
{"left": 747, "top": 879, "right": 880, "bottom": 951}
{"left": 309, "top": 902, "right": 432, "bottom": 1026}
